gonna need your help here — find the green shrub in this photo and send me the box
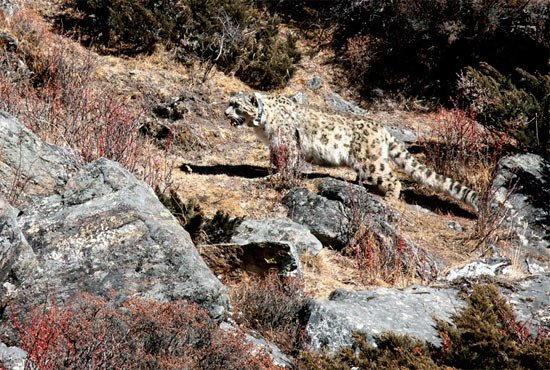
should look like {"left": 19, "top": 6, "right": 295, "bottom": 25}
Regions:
{"left": 437, "top": 284, "right": 550, "bottom": 369}
{"left": 63, "top": 0, "right": 186, "bottom": 54}
{"left": 331, "top": 0, "right": 549, "bottom": 99}
{"left": 236, "top": 21, "right": 301, "bottom": 90}
{"left": 457, "top": 62, "right": 549, "bottom": 154}
{"left": 298, "top": 332, "right": 439, "bottom": 370}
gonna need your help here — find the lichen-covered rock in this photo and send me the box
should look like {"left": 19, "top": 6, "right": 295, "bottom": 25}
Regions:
{"left": 0, "top": 342, "right": 26, "bottom": 370}
{"left": 502, "top": 274, "right": 550, "bottom": 335}
{"left": 0, "top": 196, "right": 36, "bottom": 304}
{"left": 14, "top": 159, "right": 228, "bottom": 316}
{"left": 0, "top": 198, "right": 29, "bottom": 282}
{"left": 282, "top": 187, "right": 345, "bottom": 248}
{"left": 305, "top": 286, "right": 463, "bottom": 354}
{"left": 0, "top": 113, "right": 228, "bottom": 317}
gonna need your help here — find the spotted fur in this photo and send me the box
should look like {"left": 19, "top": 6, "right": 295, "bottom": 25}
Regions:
{"left": 225, "top": 92, "right": 479, "bottom": 212}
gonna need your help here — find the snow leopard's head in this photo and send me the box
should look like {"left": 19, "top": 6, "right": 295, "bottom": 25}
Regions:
{"left": 224, "top": 92, "right": 264, "bottom": 127}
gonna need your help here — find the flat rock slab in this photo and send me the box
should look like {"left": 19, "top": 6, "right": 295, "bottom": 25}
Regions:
{"left": 231, "top": 218, "right": 323, "bottom": 256}
{"left": 306, "top": 285, "right": 463, "bottom": 353}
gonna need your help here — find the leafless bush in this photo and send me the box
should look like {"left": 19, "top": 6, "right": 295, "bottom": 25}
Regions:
{"left": 420, "top": 109, "right": 518, "bottom": 255}
{"left": 341, "top": 184, "right": 436, "bottom": 285}
{"left": 421, "top": 108, "right": 506, "bottom": 193}
{"left": 230, "top": 272, "right": 308, "bottom": 354}
{"left": 0, "top": 8, "right": 173, "bottom": 191}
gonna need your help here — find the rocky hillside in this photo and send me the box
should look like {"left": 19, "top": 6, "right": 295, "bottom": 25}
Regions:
{"left": 1, "top": 1, "right": 549, "bottom": 368}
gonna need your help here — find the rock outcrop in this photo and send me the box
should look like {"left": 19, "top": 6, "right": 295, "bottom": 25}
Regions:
{"left": 0, "top": 111, "right": 78, "bottom": 202}
{"left": 0, "top": 197, "right": 35, "bottom": 286}
{"left": 0, "top": 112, "right": 228, "bottom": 317}
{"left": 501, "top": 274, "right": 550, "bottom": 336}
{"left": 0, "top": 342, "right": 25, "bottom": 370}
{"left": 490, "top": 153, "right": 549, "bottom": 273}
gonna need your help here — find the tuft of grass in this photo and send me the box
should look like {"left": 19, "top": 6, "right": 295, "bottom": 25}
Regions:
{"left": 156, "top": 189, "right": 243, "bottom": 245}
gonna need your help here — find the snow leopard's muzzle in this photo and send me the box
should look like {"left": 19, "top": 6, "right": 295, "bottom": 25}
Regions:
{"left": 224, "top": 106, "right": 245, "bottom": 127}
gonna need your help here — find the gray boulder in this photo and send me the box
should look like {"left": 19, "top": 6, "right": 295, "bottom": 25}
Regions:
{"left": 0, "top": 112, "right": 78, "bottom": 203}
{"left": 0, "top": 0, "right": 19, "bottom": 16}
{"left": 283, "top": 178, "right": 439, "bottom": 280}
{"left": 492, "top": 154, "right": 549, "bottom": 258}
{"left": 14, "top": 159, "right": 228, "bottom": 316}
{"left": 231, "top": 218, "right": 323, "bottom": 256}
{"left": 305, "top": 286, "right": 463, "bottom": 353}
{"left": 0, "top": 342, "right": 26, "bottom": 370}
{"left": 306, "top": 76, "right": 323, "bottom": 90}
{"left": 324, "top": 93, "right": 369, "bottom": 116}
{"left": 282, "top": 187, "right": 345, "bottom": 248}
{"left": 0, "top": 112, "right": 228, "bottom": 316}
{"left": 0, "top": 197, "right": 36, "bottom": 305}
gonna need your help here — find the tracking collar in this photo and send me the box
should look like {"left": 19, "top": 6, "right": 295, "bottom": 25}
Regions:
{"left": 253, "top": 92, "right": 264, "bottom": 126}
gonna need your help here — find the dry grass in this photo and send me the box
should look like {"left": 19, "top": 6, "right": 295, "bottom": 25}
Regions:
{"left": 301, "top": 249, "right": 372, "bottom": 298}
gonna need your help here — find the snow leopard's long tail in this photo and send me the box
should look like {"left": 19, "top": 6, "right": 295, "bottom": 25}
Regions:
{"left": 387, "top": 134, "right": 479, "bottom": 213}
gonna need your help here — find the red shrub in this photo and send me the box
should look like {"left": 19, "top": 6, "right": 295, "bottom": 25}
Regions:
{"left": 9, "top": 294, "right": 280, "bottom": 369}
